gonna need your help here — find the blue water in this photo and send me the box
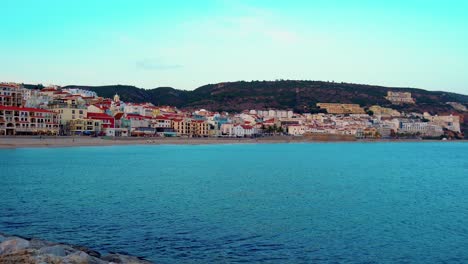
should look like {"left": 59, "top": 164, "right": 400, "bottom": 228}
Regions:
{"left": 1, "top": 143, "right": 468, "bottom": 263}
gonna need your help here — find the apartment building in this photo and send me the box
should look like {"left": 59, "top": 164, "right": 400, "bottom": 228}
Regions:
{"left": 0, "top": 83, "right": 24, "bottom": 107}
{"left": 0, "top": 105, "right": 59, "bottom": 135}
{"left": 69, "top": 119, "right": 103, "bottom": 135}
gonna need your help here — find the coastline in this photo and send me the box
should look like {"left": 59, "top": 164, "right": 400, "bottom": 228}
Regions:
{"left": 0, "top": 232, "right": 152, "bottom": 263}
{"left": 0, "top": 136, "right": 464, "bottom": 149}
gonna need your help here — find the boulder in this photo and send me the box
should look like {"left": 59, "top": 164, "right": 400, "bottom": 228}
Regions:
{"left": 39, "top": 244, "right": 78, "bottom": 257}
{"left": 0, "top": 237, "right": 30, "bottom": 255}
{"left": 70, "top": 245, "right": 101, "bottom": 258}
{"left": 62, "top": 251, "right": 107, "bottom": 264}
{"left": 29, "top": 238, "right": 56, "bottom": 249}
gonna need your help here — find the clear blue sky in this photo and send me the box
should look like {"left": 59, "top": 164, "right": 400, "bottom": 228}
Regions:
{"left": 1, "top": 0, "right": 467, "bottom": 94}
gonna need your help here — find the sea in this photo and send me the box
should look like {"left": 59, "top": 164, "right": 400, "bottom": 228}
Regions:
{"left": 1, "top": 142, "right": 467, "bottom": 263}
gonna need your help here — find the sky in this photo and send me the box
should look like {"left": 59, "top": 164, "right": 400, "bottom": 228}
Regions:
{"left": 1, "top": 0, "right": 467, "bottom": 94}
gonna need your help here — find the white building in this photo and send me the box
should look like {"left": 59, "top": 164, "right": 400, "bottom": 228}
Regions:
{"left": 287, "top": 125, "right": 307, "bottom": 136}
{"left": 232, "top": 125, "right": 257, "bottom": 137}
{"left": 62, "top": 88, "right": 97, "bottom": 98}
{"left": 400, "top": 122, "right": 444, "bottom": 137}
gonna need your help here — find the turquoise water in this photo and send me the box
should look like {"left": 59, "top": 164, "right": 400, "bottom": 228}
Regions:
{"left": 1, "top": 143, "right": 468, "bottom": 263}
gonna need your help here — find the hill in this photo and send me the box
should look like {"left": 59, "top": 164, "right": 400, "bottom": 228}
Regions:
{"left": 64, "top": 81, "right": 468, "bottom": 114}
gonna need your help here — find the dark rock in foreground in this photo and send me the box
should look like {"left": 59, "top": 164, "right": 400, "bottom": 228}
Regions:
{"left": 0, "top": 233, "right": 152, "bottom": 264}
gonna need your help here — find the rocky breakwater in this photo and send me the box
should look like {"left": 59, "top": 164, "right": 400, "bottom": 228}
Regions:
{"left": 0, "top": 233, "right": 152, "bottom": 264}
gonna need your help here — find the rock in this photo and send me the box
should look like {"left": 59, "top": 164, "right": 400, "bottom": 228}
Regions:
{"left": 0, "top": 249, "right": 39, "bottom": 264}
{"left": 0, "top": 233, "right": 154, "bottom": 264}
{"left": 101, "top": 253, "right": 153, "bottom": 264}
{"left": 29, "top": 238, "right": 55, "bottom": 249}
{"left": 62, "top": 251, "right": 107, "bottom": 264}
{"left": 0, "top": 237, "right": 30, "bottom": 255}
{"left": 39, "top": 244, "right": 77, "bottom": 257}
{"left": 70, "top": 245, "right": 102, "bottom": 258}
{"left": 0, "top": 248, "right": 63, "bottom": 264}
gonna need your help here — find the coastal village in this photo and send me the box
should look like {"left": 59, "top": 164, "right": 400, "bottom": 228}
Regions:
{"left": 0, "top": 82, "right": 464, "bottom": 140}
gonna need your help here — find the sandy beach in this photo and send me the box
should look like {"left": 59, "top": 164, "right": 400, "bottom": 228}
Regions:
{"left": 0, "top": 136, "right": 318, "bottom": 149}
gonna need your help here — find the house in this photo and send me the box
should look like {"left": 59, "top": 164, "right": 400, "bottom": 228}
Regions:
{"left": 152, "top": 115, "right": 172, "bottom": 128}
{"left": 126, "top": 114, "right": 151, "bottom": 131}
{"left": 87, "top": 112, "right": 114, "bottom": 129}
{"left": 220, "top": 123, "right": 234, "bottom": 136}
{"left": 232, "top": 124, "right": 257, "bottom": 137}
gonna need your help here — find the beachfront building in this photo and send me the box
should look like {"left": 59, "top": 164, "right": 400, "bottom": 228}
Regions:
{"left": 152, "top": 115, "right": 172, "bottom": 129}
{"left": 172, "top": 118, "right": 191, "bottom": 136}
{"left": 172, "top": 118, "right": 210, "bottom": 137}
{"left": 87, "top": 112, "right": 114, "bottom": 130}
{"left": 126, "top": 114, "right": 151, "bottom": 131}
{"left": 0, "top": 83, "right": 24, "bottom": 107}
{"left": 220, "top": 123, "right": 233, "bottom": 136}
{"left": 287, "top": 125, "right": 308, "bottom": 136}
{"left": 193, "top": 120, "right": 210, "bottom": 137}
{"left": 52, "top": 107, "right": 87, "bottom": 124}
{"left": 69, "top": 119, "right": 102, "bottom": 135}
{"left": 355, "top": 127, "right": 380, "bottom": 139}
{"left": 0, "top": 106, "right": 59, "bottom": 135}
{"left": 399, "top": 121, "right": 444, "bottom": 137}
{"left": 231, "top": 124, "right": 257, "bottom": 137}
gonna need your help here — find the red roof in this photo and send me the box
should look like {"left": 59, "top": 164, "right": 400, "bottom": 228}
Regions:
{"left": 87, "top": 112, "right": 113, "bottom": 119}
{"left": 114, "top": 112, "right": 124, "bottom": 120}
{"left": 126, "top": 114, "right": 145, "bottom": 119}
{"left": 0, "top": 83, "right": 20, "bottom": 88}
{"left": 241, "top": 125, "right": 254, "bottom": 129}
{"left": 155, "top": 115, "right": 169, "bottom": 120}
{"left": 0, "top": 106, "right": 54, "bottom": 113}
{"left": 41, "top": 88, "right": 57, "bottom": 92}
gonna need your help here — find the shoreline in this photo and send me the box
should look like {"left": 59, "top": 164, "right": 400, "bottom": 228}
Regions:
{"left": 0, "top": 232, "right": 152, "bottom": 263}
{"left": 0, "top": 136, "right": 465, "bottom": 149}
